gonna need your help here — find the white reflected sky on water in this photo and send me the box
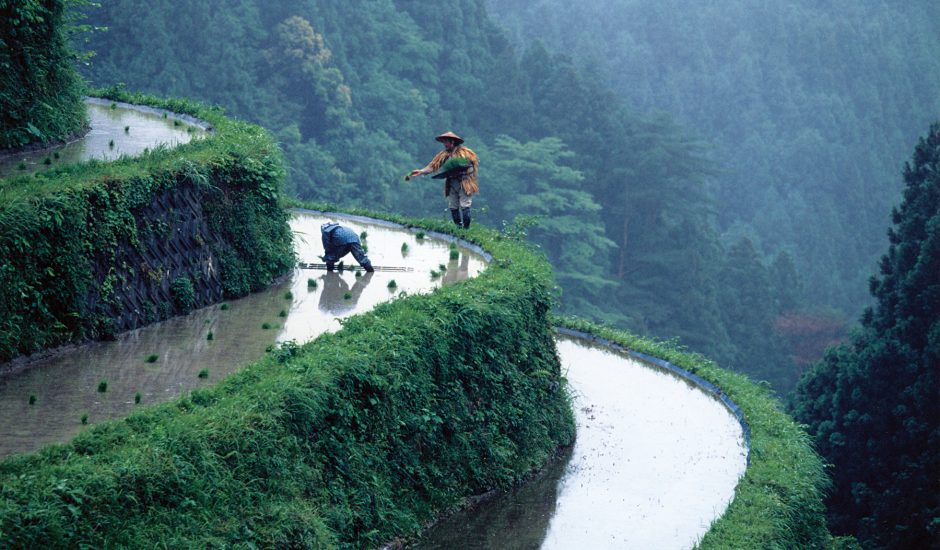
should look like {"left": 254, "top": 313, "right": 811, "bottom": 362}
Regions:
{"left": 0, "top": 101, "right": 204, "bottom": 178}
{"left": 0, "top": 213, "right": 485, "bottom": 458}
{"left": 279, "top": 213, "right": 485, "bottom": 341}
{"left": 0, "top": 211, "right": 745, "bottom": 549}
{"left": 542, "top": 338, "right": 747, "bottom": 549}
{"left": 416, "top": 337, "right": 747, "bottom": 550}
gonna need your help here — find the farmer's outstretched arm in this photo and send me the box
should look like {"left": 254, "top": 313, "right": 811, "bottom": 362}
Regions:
{"left": 409, "top": 150, "right": 448, "bottom": 178}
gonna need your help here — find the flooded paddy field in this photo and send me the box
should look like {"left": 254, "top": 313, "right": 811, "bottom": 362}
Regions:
{"left": 0, "top": 98, "right": 206, "bottom": 179}
{"left": 0, "top": 212, "right": 745, "bottom": 549}
{"left": 0, "top": 212, "right": 485, "bottom": 457}
{"left": 414, "top": 337, "right": 747, "bottom": 549}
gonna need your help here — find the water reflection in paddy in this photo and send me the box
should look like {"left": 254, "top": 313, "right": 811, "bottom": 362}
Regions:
{"left": 0, "top": 212, "right": 485, "bottom": 458}
{"left": 0, "top": 210, "right": 746, "bottom": 547}
{"left": 415, "top": 337, "right": 747, "bottom": 550}
{"left": 0, "top": 99, "right": 205, "bottom": 179}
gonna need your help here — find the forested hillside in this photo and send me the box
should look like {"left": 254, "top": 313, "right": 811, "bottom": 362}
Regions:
{"left": 70, "top": 0, "right": 930, "bottom": 395}
{"left": 792, "top": 124, "right": 939, "bottom": 550}
{"left": 486, "top": 0, "right": 940, "bottom": 320}
{"left": 33, "top": 2, "right": 936, "bottom": 547}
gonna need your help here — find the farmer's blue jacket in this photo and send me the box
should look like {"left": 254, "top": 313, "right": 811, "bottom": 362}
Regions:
{"left": 321, "top": 223, "right": 360, "bottom": 256}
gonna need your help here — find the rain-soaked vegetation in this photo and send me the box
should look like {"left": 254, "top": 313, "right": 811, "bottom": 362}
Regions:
{"left": 0, "top": 207, "right": 576, "bottom": 548}
{"left": 2, "top": 0, "right": 937, "bottom": 547}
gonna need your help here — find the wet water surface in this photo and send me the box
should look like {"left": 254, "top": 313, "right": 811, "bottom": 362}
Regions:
{"left": 0, "top": 212, "right": 746, "bottom": 548}
{"left": 0, "top": 212, "right": 485, "bottom": 458}
{"left": 0, "top": 99, "right": 205, "bottom": 179}
{"left": 415, "top": 337, "right": 747, "bottom": 550}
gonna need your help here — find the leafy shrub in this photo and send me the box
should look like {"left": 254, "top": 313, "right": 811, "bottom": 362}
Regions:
{"left": 0, "top": 0, "right": 86, "bottom": 149}
{"left": 0, "top": 90, "right": 295, "bottom": 362}
{"left": 0, "top": 209, "right": 574, "bottom": 548}
{"left": 170, "top": 277, "right": 195, "bottom": 313}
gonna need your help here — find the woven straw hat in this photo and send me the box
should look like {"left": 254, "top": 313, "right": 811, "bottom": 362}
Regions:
{"left": 435, "top": 131, "right": 464, "bottom": 144}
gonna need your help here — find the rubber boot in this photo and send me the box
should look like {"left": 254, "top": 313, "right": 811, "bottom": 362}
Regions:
{"left": 450, "top": 209, "right": 462, "bottom": 226}
{"left": 460, "top": 208, "right": 471, "bottom": 229}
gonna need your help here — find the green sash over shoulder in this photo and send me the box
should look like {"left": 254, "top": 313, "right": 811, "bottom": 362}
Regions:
{"left": 431, "top": 156, "right": 472, "bottom": 179}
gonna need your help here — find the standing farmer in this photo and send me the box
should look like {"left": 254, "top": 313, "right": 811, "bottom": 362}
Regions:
{"left": 408, "top": 131, "right": 479, "bottom": 228}
{"left": 320, "top": 222, "right": 374, "bottom": 272}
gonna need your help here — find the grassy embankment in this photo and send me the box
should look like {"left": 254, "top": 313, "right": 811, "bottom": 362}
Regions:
{"left": 555, "top": 317, "right": 857, "bottom": 549}
{"left": 0, "top": 88, "right": 294, "bottom": 362}
{"left": 1, "top": 81, "right": 840, "bottom": 547}
{"left": 0, "top": 190, "right": 575, "bottom": 547}
{"left": 284, "top": 204, "right": 848, "bottom": 547}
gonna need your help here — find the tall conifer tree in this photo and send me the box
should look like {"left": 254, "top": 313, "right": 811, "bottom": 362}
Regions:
{"left": 793, "top": 123, "right": 940, "bottom": 549}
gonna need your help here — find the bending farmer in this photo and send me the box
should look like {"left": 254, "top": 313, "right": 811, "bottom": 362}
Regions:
{"left": 408, "top": 131, "right": 479, "bottom": 228}
{"left": 320, "top": 222, "right": 374, "bottom": 272}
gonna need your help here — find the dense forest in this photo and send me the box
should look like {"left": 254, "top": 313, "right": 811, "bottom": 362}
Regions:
{"left": 792, "top": 124, "right": 939, "bottom": 549}
{"left": 486, "top": 0, "right": 940, "bottom": 316}
{"left": 74, "top": 0, "right": 837, "bottom": 392}
{"left": 16, "top": 0, "right": 939, "bottom": 547}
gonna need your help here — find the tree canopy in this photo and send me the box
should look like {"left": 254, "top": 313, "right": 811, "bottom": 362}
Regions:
{"left": 71, "top": 0, "right": 936, "bottom": 398}
{"left": 486, "top": 0, "right": 940, "bottom": 319}
{"left": 792, "top": 123, "right": 940, "bottom": 549}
